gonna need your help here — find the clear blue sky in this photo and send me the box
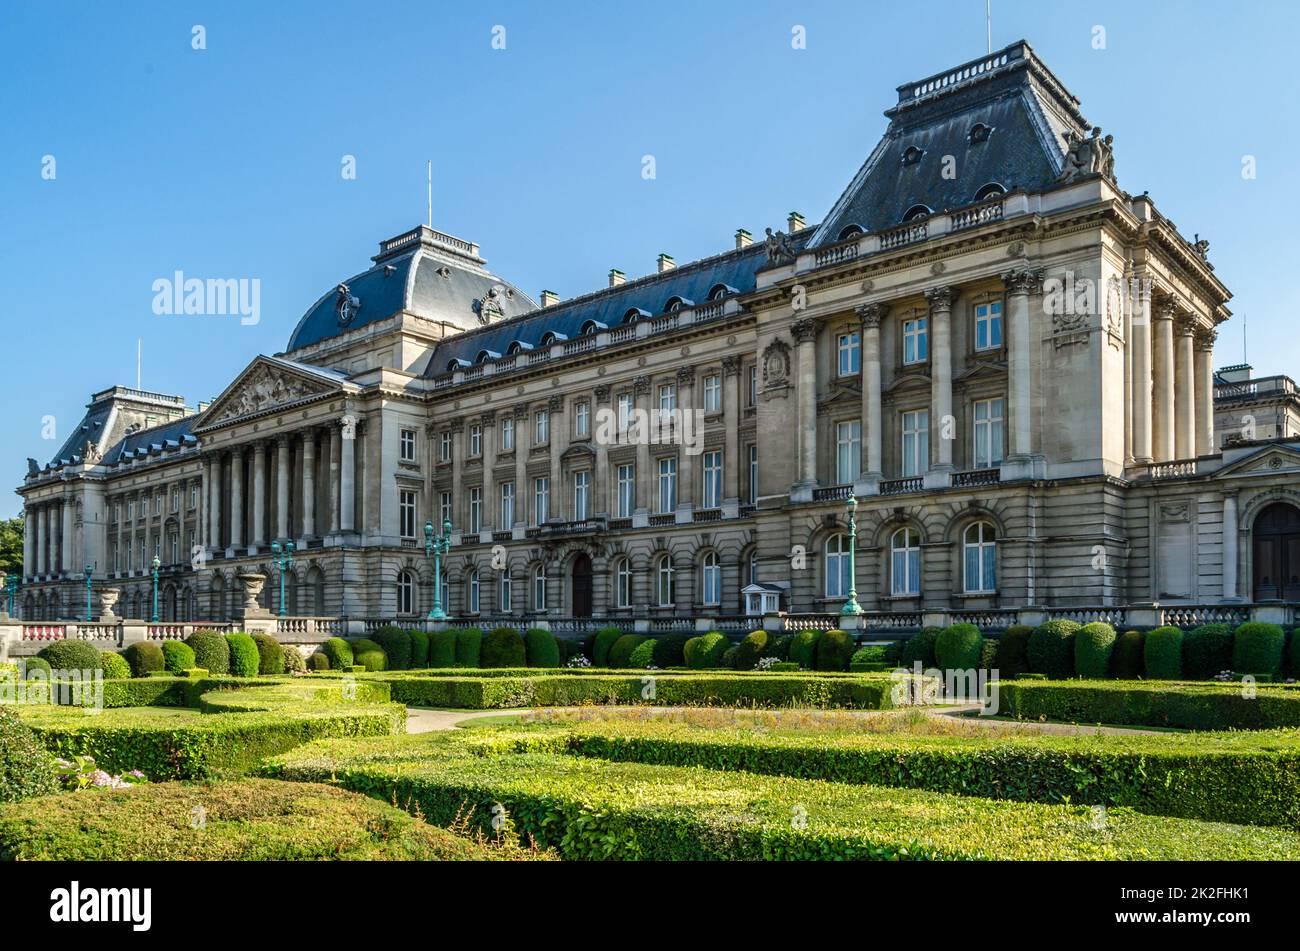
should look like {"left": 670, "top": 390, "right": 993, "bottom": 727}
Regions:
{"left": 2, "top": 0, "right": 1297, "bottom": 517}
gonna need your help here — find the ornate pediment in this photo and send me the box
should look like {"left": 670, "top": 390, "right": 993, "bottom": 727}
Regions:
{"left": 206, "top": 361, "right": 337, "bottom": 425}
{"left": 1220, "top": 446, "right": 1300, "bottom": 477}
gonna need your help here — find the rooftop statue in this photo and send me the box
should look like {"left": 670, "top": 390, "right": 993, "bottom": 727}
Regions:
{"left": 764, "top": 227, "right": 797, "bottom": 265}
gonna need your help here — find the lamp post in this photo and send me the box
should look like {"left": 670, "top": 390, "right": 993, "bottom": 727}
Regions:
{"left": 150, "top": 556, "right": 161, "bottom": 623}
{"left": 840, "top": 496, "right": 863, "bottom": 616}
{"left": 271, "top": 540, "right": 295, "bottom": 618}
{"left": 424, "top": 518, "right": 452, "bottom": 620}
{"left": 84, "top": 563, "right": 93, "bottom": 622}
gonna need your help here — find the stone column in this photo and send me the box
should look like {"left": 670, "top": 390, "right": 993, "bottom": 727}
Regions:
{"left": 1152, "top": 297, "right": 1177, "bottom": 463}
{"left": 23, "top": 503, "right": 34, "bottom": 580}
{"left": 676, "top": 367, "right": 696, "bottom": 511}
{"left": 301, "top": 432, "right": 316, "bottom": 539}
{"left": 926, "top": 287, "right": 955, "bottom": 472}
{"left": 1194, "top": 328, "right": 1217, "bottom": 457}
{"left": 858, "top": 303, "right": 886, "bottom": 479}
{"left": 721, "top": 357, "right": 741, "bottom": 503}
{"left": 1222, "top": 491, "right": 1239, "bottom": 601}
{"left": 229, "top": 447, "right": 245, "bottom": 549}
{"left": 481, "top": 413, "right": 497, "bottom": 532}
{"left": 1130, "top": 278, "right": 1153, "bottom": 464}
{"left": 275, "top": 436, "right": 291, "bottom": 542}
{"left": 328, "top": 425, "right": 340, "bottom": 534}
{"left": 633, "top": 376, "right": 652, "bottom": 514}
{"left": 61, "top": 498, "right": 75, "bottom": 574}
{"left": 34, "top": 504, "right": 46, "bottom": 577}
{"left": 593, "top": 386, "right": 611, "bottom": 516}
{"left": 1173, "top": 313, "right": 1196, "bottom": 460}
{"left": 548, "top": 395, "right": 565, "bottom": 521}
{"left": 513, "top": 405, "right": 528, "bottom": 528}
{"left": 42, "top": 505, "right": 52, "bottom": 576}
{"left": 340, "top": 415, "right": 357, "bottom": 533}
{"left": 205, "top": 456, "right": 217, "bottom": 548}
{"left": 448, "top": 416, "right": 464, "bottom": 529}
{"left": 791, "top": 317, "right": 819, "bottom": 487}
{"left": 1002, "top": 270, "right": 1039, "bottom": 459}
{"left": 251, "top": 442, "right": 268, "bottom": 548}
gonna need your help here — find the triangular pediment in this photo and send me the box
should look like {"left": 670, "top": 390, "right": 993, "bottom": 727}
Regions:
{"left": 954, "top": 359, "right": 1008, "bottom": 383}
{"left": 885, "top": 370, "right": 932, "bottom": 394}
{"left": 1218, "top": 443, "right": 1300, "bottom": 478}
{"left": 198, "top": 356, "right": 345, "bottom": 429}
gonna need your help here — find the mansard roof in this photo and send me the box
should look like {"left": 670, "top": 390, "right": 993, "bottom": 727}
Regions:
{"left": 811, "top": 40, "right": 1088, "bottom": 247}
{"left": 103, "top": 417, "right": 199, "bottom": 466}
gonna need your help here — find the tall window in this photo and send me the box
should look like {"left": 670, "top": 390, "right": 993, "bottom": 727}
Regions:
{"left": 500, "top": 481, "right": 515, "bottom": 528}
{"left": 467, "top": 569, "right": 481, "bottom": 613}
{"left": 701, "top": 551, "right": 721, "bottom": 606}
{"left": 746, "top": 552, "right": 758, "bottom": 587}
{"left": 974, "top": 301, "right": 1003, "bottom": 351}
{"left": 533, "top": 477, "right": 549, "bottom": 524}
{"left": 397, "top": 570, "right": 415, "bottom": 615}
{"left": 573, "top": 470, "right": 590, "bottom": 520}
{"left": 469, "top": 424, "right": 482, "bottom": 457}
{"left": 532, "top": 565, "right": 547, "bottom": 611}
{"left": 973, "top": 398, "right": 1004, "bottom": 468}
{"left": 748, "top": 366, "right": 757, "bottom": 406}
{"left": 614, "top": 557, "right": 632, "bottom": 609}
{"left": 658, "top": 382, "right": 676, "bottom": 415}
{"left": 575, "top": 401, "right": 590, "bottom": 438}
{"left": 171, "top": 488, "right": 180, "bottom": 513}
{"left": 399, "top": 428, "right": 417, "bottom": 462}
{"left": 825, "top": 534, "right": 851, "bottom": 598}
{"left": 399, "top": 490, "right": 417, "bottom": 539}
{"left": 499, "top": 573, "right": 512, "bottom": 613}
{"left": 748, "top": 445, "right": 758, "bottom": 504}
{"left": 702, "top": 451, "right": 722, "bottom": 509}
{"left": 901, "top": 410, "right": 929, "bottom": 477}
{"left": 617, "top": 393, "right": 634, "bottom": 440}
{"left": 189, "top": 484, "right": 198, "bottom": 509}
{"left": 168, "top": 532, "right": 179, "bottom": 565}
{"left": 500, "top": 417, "right": 514, "bottom": 452}
{"left": 703, "top": 374, "right": 721, "bottom": 413}
{"left": 890, "top": 528, "right": 921, "bottom": 596}
{"left": 963, "top": 522, "right": 997, "bottom": 594}
{"left": 468, "top": 487, "right": 482, "bottom": 534}
{"left": 657, "top": 457, "right": 677, "bottom": 513}
{"left": 535, "top": 410, "right": 549, "bottom": 444}
{"left": 902, "top": 316, "right": 928, "bottom": 365}
{"left": 836, "top": 421, "right": 861, "bottom": 483}
{"left": 439, "top": 431, "right": 452, "bottom": 463}
{"left": 617, "top": 464, "right": 635, "bottom": 517}
{"left": 439, "top": 491, "right": 452, "bottom": 528}
{"left": 655, "top": 555, "right": 675, "bottom": 606}
{"left": 838, "top": 331, "right": 861, "bottom": 376}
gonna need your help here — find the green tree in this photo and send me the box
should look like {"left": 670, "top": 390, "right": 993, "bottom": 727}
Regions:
{"left": 0, "top": 517, "right": 24, "bottom": 579}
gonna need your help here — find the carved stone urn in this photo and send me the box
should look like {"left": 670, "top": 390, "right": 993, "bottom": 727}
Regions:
{"left": 237, "top": 572, "right": 270, "bottom": 619}
{"left": 98, "top": 587, "right": 121, "bottom": 622}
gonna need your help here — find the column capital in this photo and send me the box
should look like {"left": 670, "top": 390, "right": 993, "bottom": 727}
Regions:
{"left": 721, "top": 355, "right": 742, "bottom": 377}
{"left": 1173, "top": 313, "right": 1198, "bottom": 337}
{"left": 479, "top": 411, "right": 497, "bottom": 428}
{"left": 675, "top": 365, "right": 696, "bottom": 386}
{"left": 924, "top": 285, "right": 956, "bottom": 310}
{"left": 512, "top": 402, "right": 530, "bottom": 420}
{"left": 1194, "top": 326, "right": 1218, "bottom": 351}
{"left": 1153, "top": 296, "right": 1180, "bottom": 321}
{"left": 593, "top": 383, "right": 612, "bottom": 402}
{"left": 632, "top": 375, "right": 652, "bottom": 396}
{"left": 547, "top": 393, "right": 565, "bottom": 413}
{"left": 1000, "top": 268, "right": 1042, "bottom": 296}
{"left": 855, "top": 302, "right": 888, "bottom": 328}
{"left": 790, "top": 316, "right": 818, "bottom": 343}
{"left": 447, "top": 415, "right": 464, "bottom": 434}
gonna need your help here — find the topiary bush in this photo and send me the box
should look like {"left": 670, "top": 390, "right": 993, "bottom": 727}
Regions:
{"left": 524, "top": 629, "right": 560, "bottom": 668}
{"left": 849, "top": 644, "right": 894, "bottom": 672}
{"left": 607, "top": 635, "right": 645, "bottom": 669}
{"left": 455, "top": 628, "right": 482, "bottom": 668}
{"left": 251, "top": 633, "right": 285, "bottom": 676}
{"left": 187, "top": 630, "right": 231, "bottom": 675}
{"left": 1111, "top": 630, "right": 1146, "bottom": 679}
{"left": 22, "top": 657, "right": 51, "bottom": 679}
{"left": 592, "top": 627, "right": 623, "bottom": 667}
{"left": 721, "top": 645, "right": 740, "bottom": 670}
{"left": 372, "top": 627, "right": 413, "bottom": 671}
{"left": 651, "top": 634, "right": 691, "bottom": 668}
{"left": 307, "top": 652, "right": 331, "bottom": 671}
{"left": 1074, "top": 622, "right": 1117, "bottom": 679}
{"left": 934, "top": 623, "right": 983, "bottom": 671}
{"left": 767, "top": 635, "right": 793, "bottom": 661}
{"left": 897, "top": 628, "right": 940, "bottom": 669}
{"left": 814, "top": 629, "right": 854, "bottom": 672}
{"left": 481, "top": 628, "right": 526, "bottom": 668}
{"left": 979, "top": 638, "right": 999, "bottom": 671}
{"left": 408, "top": 629, "right": 430, "bottom": 669}
{"left": 1027, "top": 620, "right": 1079, "bottom": 679}
{"left": 994, "top": 626, "right": 1033, "bottom": 678}
{"left": 733, "top": 630, "right": 770, "bottom": 670}
{"left": 351, "top": 638, "right": 388, "bottom": 672}
{"left": 0, "top": 707, "right": 60, "bottom": 803}
{"left": 1233, "top": 622, "right": 1285, "bottom": 678}
{"left": 225, "top": 633, "right": 261, "bottom": 678}
{"left": 788, "top": 630, "right": 821, "bottom": 670}
{"left": 100, "top": 651, "right": 132, "bottom": 680}
{"left": 281, "top": 646, "right": 306, "bottom": 674}
{"left": 684, "top": 632, "right": 729, "bottom": 669}
{"left": 321, "top": 637, "right": 354, "bottom": 671}
{"left": 1143, "top": 626, "right": 1184, "bottom": 680}
{"left": 1183, "top": 623, "right": 1233, "bottom": 680}
{"left": 629, "top": 638, "right": 657, "bottom": 669}
{"left": 429, "top": 630, "right": 457, "bottom": 667}
{"left": 1289, "top": 629, "right": 1300, "bottom": 680}
{"left": 37, "top": 640, "right": 101, "bottom": 672}
{"left": 122, "top": 642, "right": 165, "bottom": 678}
{"left": 161, "top": 640, "right": 197, "bottom": 675}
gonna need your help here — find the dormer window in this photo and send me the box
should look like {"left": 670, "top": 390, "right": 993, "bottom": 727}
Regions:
{"left": 506, "top": 341, "right": 532, "bottom": 355}
{"left": 622, "top": 307, "right": 650, "bottom": 324}
{"left": 901, "top": 145, "right": 924, "bottom": 166}
{"left": 708, "top": 284, "right": 737, "bottom": 301}
{"left": 475, "top": 349, "right": 500, "bottom": 365}
{"left": 968, "top": 123, "right": 993, "bottom": 144}
{"left": 973, "top": 182, "right": 1006, "bottom": 202}
{"left": 837, "top": 224, "right": 864, "bottom": 241}
{"left": 902, "top": 204, "right": 932, "bottom": 223}
{"left": 580, "top": 319, "right": 607, "bottom": 336}
{"left": 665, "top": 296, "right": 694, "bottom": 313}
{"left": 539, "top": 331, "right": 567, "bottom": 347}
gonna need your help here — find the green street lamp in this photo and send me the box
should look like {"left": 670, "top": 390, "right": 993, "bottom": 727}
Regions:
{"left": 840, "top": 496, "right": 863, "bottom": 616}
{"left": 424, "top": 518, "right": 452, "bottom": 620}
{"left": 150, "top": 555, "right": 161, "bottom": 623}
{"left": 271, "top": 540, "right": 296, "bottom": 618}
{"left": 84, "top": 563, "right": 93, "bottom": 622}
{"left": 0, "top": 572, "right": 15, "bottom": 617}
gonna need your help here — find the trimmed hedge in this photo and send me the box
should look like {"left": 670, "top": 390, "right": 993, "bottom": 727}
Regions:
{"left": 1233, "top": 622, "right": 1285, "bottom": 678}
{"left": 1073, "top": 622, "right": 1116, "bottom": 679}
{"left": 814, "top": 629, "right": 854, "bottom": 672}
{"left": 321, "top": 637, "right": 354, "bottom": 671}
{"left": 37, "top": 640, "right": 102, "bottom": 672}
{"left": 352, "top": 638, "right": 388, "bottom": 672}
{"left": 186, "top": 631, "right": 231, "bottom": 675}
{"left": 849, "top": 644, "right": 894, "bottom": 673}
{"left": 161, "top": 640, "right": 197, "bottom": 675}
{"left": 282, "top": 647, "right": 306, "bottom": 674}
{"left": 651, "top": 634, "right": 690, "bottom": 668}
{"left": 1144, "top": 626, "right": 1184, "bottom": 680}
{"left": 0, "top": 707, "right": 60, "bottom": 803}
{"left": 935, "top": 624, "right": 982, "bottom": 671}
{"left": 628, "top": 639, "right": 656, "bottom": 669}
{"left": 1184, "top": 624, "right": 1233, "bottom": 680}
{"left": 100, "top": 651, "right": 132, "bottom": 681}
{"left": 1027, "top": 620, "right": 1078, "bottom": 679}
{"left": 787, "top": 630, "right": 820, "bottom": 670}
{"left": 454, "top": 629, "right": 482, "bottom": 668}
{"left": 408, "top": 630, "right": 430, "bottom": 669}
{"left": 482, "top": 628, "right": 527, "bottom": 669}
{"left": 226, "top": 633, "right": 261, "bottom": 678}
{"left": 684, "top": 632, "right": 729, "bottom": 670}
{"left": 22, "top": 657, "right": 51, "bottom": 679}
{"left": 524, "top": 629, "right": 560, "bottom": 668}
{"left": 607, "top": 635, "right": 646, "bottom": 670}
{"left": 308, "top": 653, "right": 331, "bottom": 671}
{"left": 1291, "top": 628, "right": 1300, "bottom": 679}
{"left": 372, "top": 627, "right": 413, "bottom": 671}
{"left": 251, "top": 634, "right": 285, "bottom": 676}
{"left": 429, "top": 631, "right": 457, "bottom": 668}
{"left": 994, "top": 626, "right": 1032, "bottom": 678}
{"left": 1112, "top": 630, "right": 1145, "bottom": 679}
{"left": 122, "top": 642, "right": 165, "bottom": 678}
{"left": 592, "top": 627, "right": 623, "bottom": 668}
{"left": 897, "top": 628, "right": 939, "bottom": 669}
{"left": 733, "top": 630, "right": 769, "bottom": 671}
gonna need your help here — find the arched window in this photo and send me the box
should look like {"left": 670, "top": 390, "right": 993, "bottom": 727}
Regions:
{"left": 664, "top": 296, "right": 693, "bottom": 313}
{"left": 700, "top": 551, "right": 721, "bottom": 606}
{"left": 532, "top": 565, "right": 547, "bottom": 612}
{"left": 580, "top": 320, "right": 606, "bottom": 336}
{"left": 963, "top": 522, "right": 997, "bottom": 594}
{"left": 708, "top": 284, "right": 736, "bottom": 302}
{"left": 837, "top": 224, "right": 864, "bottom": 241}
{"left": 825, "top": 534, "right": 851, "bottom": 598}
{"left": 968, "top": 122, "right": 993, "bottom": 144}
{"left": 890, "top": 528, "right": 921, "bottom": 597}
{"left": 467, "top": 569, "right": 481, "bottom": 614}
{"left": 475, "top": 350, "right": 500, "bottom": 365}
{"left": 397, "top": 569, "right": 415, "bottom": 616}
{"left": 973, "top": 182, "right": 1005, "bottom": 202}
{"left": 539, "top": 331, "right": 567, "bottom": 347}
{"left": 655, "top": 555, "right": 675, "bottom": 607}
{"left": 614, "top": 557, "right": 632, "bottom": 609}
{"left": 902, "top": 204, "right": 932, "bottom": 222}
{"left": 622, "top": 307, "right": 650, "bottom": 324}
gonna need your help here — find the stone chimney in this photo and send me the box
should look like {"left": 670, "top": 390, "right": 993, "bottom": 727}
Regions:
{"left": 787, "top": 212, "right": 806, "bottom": 233}
{"left": 608, "top": 269, "right": 626, "bottom": 288}
{"left": 540, "top": 289, "right": 560, "bottom": 307}
{"left": 657, "top": 253, "right": 676, "bottom": 273}
{"left": 735, "top": 229, "right": 752, "bottom": 249}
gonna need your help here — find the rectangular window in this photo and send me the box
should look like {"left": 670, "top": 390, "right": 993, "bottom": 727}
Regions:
{"left": 535, "top": 410, "right": 549, "bottom": 445}
{"left": 703, "top": 374, "right": 721, "bottom": 413}
{"left": 189, "top": 484, "right": 198, "bottom": 509}
{"left": 439, "top": 431, "right": 452, "bottom": 463}
{"left": 748, "top": 365, "right": 757, "bottom": 406}
{"left": 500, "top": 481, "right": 515, "bottom": 528}
{"left": 534, "top": 477, "right": 549, "bottom": 524}
{"left": 974, "top": 301, "right": 1004, "bottom": 351}
{"left": 111, "top": 542, "right": 119, "bottom": 574}
{"left": 617, "top": 393, "right": 634, "bottom": 440}
{"left": 616, "top": 463, "right": 635, "bottom": 517}
{"left": 973, "top": 397, "right": 1005, "bottom": 468}
{"left": 901, "top": 410, "right": 930, "bottom": 477}
{"left": 399, "top": 428, "right": 417, "bottom": 462}
{"left": 499, "top": 574, "right": 512, "bottom": 613}
{"left": 500, "top": 417, "right": 514, "bottom": 452}
{"left": 836, "top": 420, "right": 862, "bottom": 483}
{"left": 748, "top": 445, "right": 758, "bottom": 505}
{"left": 838, "top": 332, "right": 861, "bottom": 376}
{"left": 169, "top": 532, "right": 179, "bottom": 564}
{"left": 114, "top": 503, "right": 121, "bottom": 523}
{"left": 658, "top": 383, "right": 676, "bottom": 415}
{"left": 702, "top": 450, "right": 722, "bottom": 509}
{"left": 468, "top": 487, "right": 482, "bottom": 534}
{"left": 575, "top": 401, "right": 590, "bottom": 438}
{"left": 127, "top": 500, "right": 134, "bottom": 521}
{"left": 187, "top": 530, "right": 195, "bottom": 560}
{"left": 903, "top": 316, "right": 928, "bottom": 365}
{"left": 657, "top": 457, "right": 677, "bottom": 513}
{"left": 439, "top": 491, "right": 452, "bottom": 528}
{"left": 573, "top": 470, "right": 590, "bottom": 520}
{"left": 399, "top": 490, "right": 417, "bottom": 539}
{"left": 533, "top": 568, "right": 547, "bottom": 612}
{"left": 469, "top": 424, "right": 482, "bottom": 457}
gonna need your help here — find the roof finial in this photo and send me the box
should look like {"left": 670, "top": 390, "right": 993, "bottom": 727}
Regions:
{"left": 986, "top": 0, "right": 992, "bottom": 55}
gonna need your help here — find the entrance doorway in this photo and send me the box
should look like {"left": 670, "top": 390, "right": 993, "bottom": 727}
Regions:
{"left": 1252, "top": 502, "right": 1300, "bottom": 601}
{"left": 572, "top": 553, "right": 593, "bottom": 617}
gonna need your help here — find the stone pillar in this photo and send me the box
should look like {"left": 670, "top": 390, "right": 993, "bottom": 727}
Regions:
{"left": 275, "top": 436, "right": 291, "bottom": 542}
{"left": 328, "top": 425, "right": 340, "bottom": 534}
{"left": 1002, "top": 270, "right": 1038, "bottom": 459}
{"left": 791, "top": 317, "right": 819, "bottom": 487}
{"left": 1194, "top": 328, "right": 1217, "bottom": 457}
{"left": 857, "top": 304, "right": 886, "bottom": 479}
{"left": 34, "top": 505, "right": 45, "bottom": 577}
{"left": 1130, "top": 278, "right": 1153, "bottom": 464}
{"left": 633, "top": 376, "right": 652, "bottom": 514}
{"left": 23, "top": 503, "right": 34, "bottom": 580}
{"left": 1173, "top": 313, "right": 1196, "bottom": 460}
{"left": 1223, "top": 491, "right": 1239, "bottom": 601}
{"left": 721, "top": 357, "right": 741, "bottom": 503}
{"left": 340, "top": 415, "right": 356, "bottom": 534}
{"left": 205, "top": 456, "right": 218, "bottom": 548}
{"left": 230, "top": 447, "right": 245, "bottom": 549}
{"left": 926, "top": 287, "right": 955, "bottom": 472}
{"left": 251, "top": 441, "right": 268, "bottom": 548}
{"left": 61, "top": 498, "right": 75, "bottom": 574}
{"left": 513, "top": 405, "right": 528, "bottom": 528}
{"left": 481, "top": 414, "right": 496, "bottom": 532}
{"left": 676, "top": 367, "right": 696, "bottom": 511}
{"left": 593, "top": 387, "right": 611, "bottom": 516}
{"left": 1152, "top": 297, "right": 1177, "bottom": 463}
{"left": 548, "top": 395, "right": 565, "bottom": 521}
{"left": 301, "top": 432, "right": 316, "bottom": 539}
{"left": 448, "top": 416, "right": 464, "bottom": 529}
{"left": 40, "top": 505, "right": 51, "bottom": 576}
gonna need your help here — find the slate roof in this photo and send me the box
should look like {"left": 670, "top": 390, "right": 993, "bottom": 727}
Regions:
{"left": 103, "top": 417, "right": 199, "bottom": 466}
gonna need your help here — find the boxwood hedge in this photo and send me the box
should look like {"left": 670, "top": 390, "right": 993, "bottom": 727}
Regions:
{"left": 1027, "top": 620, "right": 1078, "bottom": 679}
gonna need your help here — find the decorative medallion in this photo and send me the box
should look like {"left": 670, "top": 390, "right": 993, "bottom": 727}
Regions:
{"left": 334, "top": 283, "right": 360, "bottom": 327}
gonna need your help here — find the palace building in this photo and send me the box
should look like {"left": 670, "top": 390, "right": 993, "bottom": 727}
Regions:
{"left": 16, "top": 41, "right": 1300, "bottom": 633}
